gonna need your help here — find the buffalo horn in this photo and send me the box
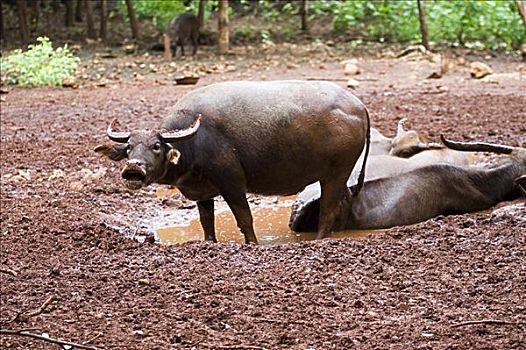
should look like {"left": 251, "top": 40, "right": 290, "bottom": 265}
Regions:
{"left": 107, "top": 119, "right": 131, "bottom": 143}
{"left": 396, "top": 118, "right": 408, "bottom": 137}
{"left": 160, "top": 115, "right": 201, "bottom": 143}
{"left": 440, "top": 135, "right": 513, "bottom": 154}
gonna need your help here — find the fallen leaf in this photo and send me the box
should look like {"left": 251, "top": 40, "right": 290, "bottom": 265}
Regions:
{"left": 139, "top": 278, "right": 150, "bottom": 285}
{"left": 347, "top": 78, "right": 360, "bottom": 88}
{"left": 69, "top": 181, "right": 84, "bottom": 191}
{"left": 62, "top": 79, "right": 79, "bottom": 89}
{"left": 48, "top": 169, "right": 65, "bottom": 181}
{"left": 344, "top": 63, "right": 360, "bottom": 75}
{"left": 124, "top": 44, "right": 136, "bottom": 54}
{"left": 470, "top": 61, "right": 493, "bottom": 79}
{"left": 427, "top": 71, "right": 442, "bottom": 79}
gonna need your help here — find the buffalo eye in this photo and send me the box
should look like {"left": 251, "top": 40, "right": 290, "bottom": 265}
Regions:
{"left": 152, "top": 142, "right": 162, "bottom": 153}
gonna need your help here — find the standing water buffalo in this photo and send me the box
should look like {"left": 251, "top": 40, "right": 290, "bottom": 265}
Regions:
{"left": 170, "top": 13, "right": 200, "bottom": 57}
{"left": 95, "top": 80, "right": 371, "bottom": 244}
{"left": 291, "top": 137, "right": 526, "bottom": 232}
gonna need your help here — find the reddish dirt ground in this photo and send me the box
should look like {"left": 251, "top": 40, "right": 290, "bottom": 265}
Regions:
{"left": 1, "top": 44, "right": 525, "bottom": 349}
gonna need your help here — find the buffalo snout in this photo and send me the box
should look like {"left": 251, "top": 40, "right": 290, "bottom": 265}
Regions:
{"left": 122, "top": 160, "right": 147, "bottom": 188}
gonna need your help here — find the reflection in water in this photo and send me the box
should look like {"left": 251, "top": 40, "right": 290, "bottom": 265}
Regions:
{"left": 156, "top": 205, "right": 384, "bottom": 246}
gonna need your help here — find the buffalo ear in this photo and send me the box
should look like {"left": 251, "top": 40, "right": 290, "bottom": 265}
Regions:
{"left": 167, "top": 148, "right": 181, "bottom": 165}
{"left": 94, "top": 144, "right": 128, "bottom": 161}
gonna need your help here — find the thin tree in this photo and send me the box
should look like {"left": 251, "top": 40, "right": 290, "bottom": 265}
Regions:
{"left": 51, "top": 0, "right": 60, "bottom": 13}
{"left": 30, "top": 0, "right": 40, "bottom": 29}
{"left": 75, "top": 0, "right": 83, "bottom": 22}
{"left": 218, "top": 0, "right": 229, "bottom": 54}
{"left": 65, "top": 0, "right": 74, "bottom": 26}
{"left": 198, "top": 0, "right": 206, "bottom": 27}
{"left": 125, "top": 0, "right": 139, "bottom": 40}
{"left": 0, "top": 0, "right": 5, "bottom": 43}
{"left": 515, "top": 0, "right": 526, "bottom": 29}
{"left": 300, "top": 0, "right": 309, "bottom": 33}
{"left": 100, "top": 0, "right": 107, "bottom": 41}
{"left": 84, "top": 0, "right": 96, "bottom": 39}
{"left": 417, "top": 0, "right": 430, "bottom": 50}
{"left": 16, "top": 0, "right": 30, "bottom": 44}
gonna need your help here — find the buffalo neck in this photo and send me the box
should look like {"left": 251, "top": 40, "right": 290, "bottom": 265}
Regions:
{"left": 158, "top": 141, "right": 194, "bottom": 185}
{"left": 470, "top": 157, "right": 526, "bottom": 202}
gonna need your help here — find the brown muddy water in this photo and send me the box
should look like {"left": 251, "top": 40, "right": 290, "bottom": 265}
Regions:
{"left": 154, "top": 192, "right": 384, "bottom": 245}
{"left": 105, "top": 187, "right": 384, "bottom": 245}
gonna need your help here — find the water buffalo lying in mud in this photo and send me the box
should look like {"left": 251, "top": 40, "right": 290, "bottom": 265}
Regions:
{"left": 351, "top": 118, "right": 476, "bottom": 184}
{"left": 290, "top": 137, "right": 526, "bottom": 232}
{"left": 95, "top": 80, "right": 370, "bottom": 244}
{"left": 370, "top": 118, "right": 443, "bottom": 157}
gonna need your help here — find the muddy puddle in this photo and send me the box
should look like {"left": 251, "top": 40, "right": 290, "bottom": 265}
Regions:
{"left": 154, "top": 192, "right": 384, "bottom": 245}
{"left": 105, "top": 186, "right": 384, "bottom": 245}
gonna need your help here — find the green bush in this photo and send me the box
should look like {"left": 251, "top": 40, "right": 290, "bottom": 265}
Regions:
{"left": 120, "top": 0, "right": 215, "bottom": 33}
{"left": 0, "top": 37, "right": 79, "bottom": 87}
{"left": 122, "top": 0, "right": 189, "bottom": 33}
{"left": 426, "top": 0, "right": 524, "bottom": 49}
{"left": 234, "top": 26, "right": 255, "bottom": 39}
{"left": 311, "top": 0, "right": 525, "bottom": 50}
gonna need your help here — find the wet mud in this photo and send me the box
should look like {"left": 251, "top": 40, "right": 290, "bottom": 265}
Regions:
{"left": 1, "top": 47, "right": 526, "bottom": 349}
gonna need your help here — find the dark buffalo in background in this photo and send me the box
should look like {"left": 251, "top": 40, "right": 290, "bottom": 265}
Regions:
{"left": 95, "top": 80, "right": 371, "bottom": 244}
{"left": 170, "top": 12, "right": 200, "bottom": 57}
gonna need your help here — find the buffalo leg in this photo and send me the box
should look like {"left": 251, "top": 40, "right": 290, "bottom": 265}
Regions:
{"left": 191, "top": 32, "right": 198, "bottom": 55}
{"left": 317, "top": 176, "right": 351, "bottom": 239}
{"left": 197, "top": 199, "right": 216, "bottom": 242}
{"left": 221, "top": 190, "right": 258, "bottom": 244}
{"left": 172, "top": 38, "right": 178, "bottom": 57}
{"left": 180, "top": 41, "right": 185, "bottom": 56}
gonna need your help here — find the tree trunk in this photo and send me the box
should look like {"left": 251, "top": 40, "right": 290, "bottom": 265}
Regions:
{"left": 0, "top": 0, "right": 5, "bottom": 43}
{"left": 515, "top": 0, "right": 526, "bottom": 29}
{"left": 163, "top": 33, "right": 172, "bottom": 61}
{"left": 300, "top": 0, "right": 308, "bottom": 33}
{"left": 125, "top": 0, "right": 139, "bottom": 40}
{"left": 417, "top": 0, "right": 430, "bottom": 50}
{"left": 16, "top": 0, "right": 30, "bottom": 44}
{"left": 251, "top": 0, "right": 259, "bottom": 15}
{"left": 30, "top": 0, "right": 40, "bottom": 28}
{"left": 65, "top": 0, "right": 74, "bottom": 26}
{"left": 198, "top": 0, "right": 206, "bottom": 27}
{"left": 51, "top": 0, "right": 60, "bottom": 13}
{"left": 75, "top": 0, "right": 83, "bottom": 22}
{"left": 100, "top": 0, "right": 107, "bottom": 41}
{"left": 84, "top": 0, "right": 96, "bottom": 39}
{"left": 218, "top": 0, "right": 229, "bottom": 54}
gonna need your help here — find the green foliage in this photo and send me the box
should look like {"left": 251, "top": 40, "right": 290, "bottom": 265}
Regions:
{"left": 0, "top": 37, "right": 79, "bottom": 87}
{"left": 120, "top": 0, "right": 191, "bottom": 33}
{"left": 260, "top": 0, "right": 296, "bottom": 21}
{"left": 426, "top": 0, "right": 524, "bottom": 49}
{"left": 121, "top": 0, "right": 221, "bottom": 33}
{"left": 234, "top": 25, "right": 255, "bottom": 39}
{"left": 260, "top": 29, "right": 273, "bottom": 44}
{"left": 310, "top": 0, "right": 525, "bottom": 49}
